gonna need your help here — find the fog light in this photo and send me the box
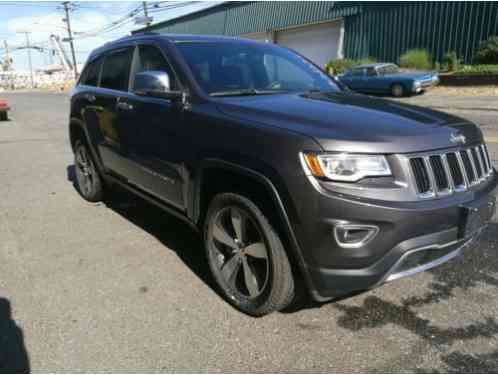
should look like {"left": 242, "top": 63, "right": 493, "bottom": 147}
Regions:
{"left": 334, "top": 224, "right": 379, "bottom": 248}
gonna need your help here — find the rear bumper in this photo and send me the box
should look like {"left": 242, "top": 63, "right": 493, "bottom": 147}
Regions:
{"left": 303, "top": 174, "right": 497, "bottom": 302}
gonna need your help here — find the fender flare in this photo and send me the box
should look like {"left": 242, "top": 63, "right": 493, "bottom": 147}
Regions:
{"left": 69, "top": 117, "right": 105, "bottom": 172}
{"left": 194, "top": 158, "right": 318, "bottom": 297}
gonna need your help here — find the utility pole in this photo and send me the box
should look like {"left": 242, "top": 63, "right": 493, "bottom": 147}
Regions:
{"left": 63, "top": 1, "right": 78, "bottom": 79}
{"left": 2, "top": 40, "right": 11, "bottom": 71}
{"left": 142, "top": 2, "right": 151, "bottom": 27}
{"left": 16, "top": 31, "right": 34, "bottom": 88}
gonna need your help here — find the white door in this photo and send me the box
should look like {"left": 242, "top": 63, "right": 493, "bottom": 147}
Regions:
{"left": 276, "top": 20, "right": 344, "bottom": 68}
{"left": 241, "top": 32, "right": 272, "bottom": 43}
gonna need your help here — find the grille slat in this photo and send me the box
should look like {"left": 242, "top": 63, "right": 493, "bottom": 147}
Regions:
{"left": 429, "top": 155, "right": 449, "bottom": 190}
{"left": 446, "top": 153, "right": 464, "bottom": 187}
{"left": 483, "top": 145, "right": 493, "bottom": 173}
{"left": 409, "top": 143, "right": 492, "bottom": 198}
{"left": 471, "top": 147, "right": 483, "bottom": 179}
{"left": 460, "top": 150, "right": 476, "bottom": 183}
{"left": 479, "top": 146, "right": 489, "bottom": 174}
{"left": 410, "top": 158, "right": 431, "bottom": 194}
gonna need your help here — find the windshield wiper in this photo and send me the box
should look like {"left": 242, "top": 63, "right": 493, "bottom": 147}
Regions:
{"left": 210, "top": 89, "right": 287, "bottom": 97}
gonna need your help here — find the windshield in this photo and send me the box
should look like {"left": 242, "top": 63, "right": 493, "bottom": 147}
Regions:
{"left": 377, "top": 64, "right": 399, "bottom": 75}
{"left": 175, "top": 41, "right": 341, "bottom": 96}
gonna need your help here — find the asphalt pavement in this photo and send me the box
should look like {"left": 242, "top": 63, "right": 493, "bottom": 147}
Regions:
{"left": 0, "top": 91, "right": 497, "bottom": 372}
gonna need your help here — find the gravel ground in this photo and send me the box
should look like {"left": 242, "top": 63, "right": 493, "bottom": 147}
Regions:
{"left": 0, "top": 92, "right": 497, "bottom": 373}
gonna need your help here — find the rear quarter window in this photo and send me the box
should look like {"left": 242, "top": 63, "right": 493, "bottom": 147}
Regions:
{"left": 80, "top": 57, "right": 102, "bottom": 87}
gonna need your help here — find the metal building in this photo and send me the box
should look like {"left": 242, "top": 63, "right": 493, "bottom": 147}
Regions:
{"left": 135, "top": 1, "right": 498, "bottom": 66}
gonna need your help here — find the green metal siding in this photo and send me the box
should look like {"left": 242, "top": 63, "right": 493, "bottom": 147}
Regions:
{"left": 345, "top": 2, "right": 498, "bottom": 63}
{"left": 223, "top": 1, "right": 360, "bottom": 35}
{"left": 141, "top": 2, "right": 361, "bottom": 35}
{"left": 139, "top": 1, "right": 498, "bottom": 64}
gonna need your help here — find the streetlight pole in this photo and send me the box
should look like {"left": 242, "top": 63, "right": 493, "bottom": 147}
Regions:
{"left": 63, "top": 1, "right": 78, "bottom": 80}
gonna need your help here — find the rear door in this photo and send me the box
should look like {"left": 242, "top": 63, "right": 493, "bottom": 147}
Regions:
{"left": 95, "top": 46, "right": 135, "bottom": 177}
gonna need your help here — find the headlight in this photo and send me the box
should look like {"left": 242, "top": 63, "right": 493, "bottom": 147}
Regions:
{"left": 301, "top": 153, "right": 391, "bottom": 182}
{"left": 413, "top": 81, "right": 421, "bottom": 88}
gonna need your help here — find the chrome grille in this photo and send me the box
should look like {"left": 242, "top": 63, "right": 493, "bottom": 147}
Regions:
{"left": 408, "top": 144, "right": 494, "bottom": 198}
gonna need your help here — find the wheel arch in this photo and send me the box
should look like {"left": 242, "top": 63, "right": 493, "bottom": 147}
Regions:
{"left": 69, "top": 117, "right": 105, "bottom": 171}
{"left": 193, "top": 158, "right": 316, "bottom": 296}
{"left": 390, "top": 81, "right": 406, "bottom": 95}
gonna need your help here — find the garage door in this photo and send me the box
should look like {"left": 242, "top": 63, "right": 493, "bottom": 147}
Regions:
{"left": 276, "top": 20, "right": 344, "bottom": 68}
{"left": 241, "top": 32, "right": 271, "bottom": 43}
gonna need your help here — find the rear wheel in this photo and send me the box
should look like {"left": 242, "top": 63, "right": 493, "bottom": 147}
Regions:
{"left": 204, "top": 193, "right": 294, "bottom": 316}
{"left": 391, "top": 83, "right": 405, "bottom": 97}
{"left": 0, "top": 112, "right": 7, "bottom": 121}
{"left": 74, "top": 139, "right": 103, "bottom": 202}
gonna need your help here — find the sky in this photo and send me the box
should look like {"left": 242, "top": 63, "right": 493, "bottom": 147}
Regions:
{"left": 0, "top": 0, "right": 224, "bottom": 72}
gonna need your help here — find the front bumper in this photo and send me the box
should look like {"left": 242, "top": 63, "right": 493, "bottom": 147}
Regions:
{"left": 300, "top": 173, "right": 497, "bottom": 302}
{"left": 414, "top": 77, "right": 440, "bottom": 93}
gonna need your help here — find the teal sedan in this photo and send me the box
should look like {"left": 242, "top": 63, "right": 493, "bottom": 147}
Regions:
{"left": 338, "top": 63, "right": 439, "bottom": 97}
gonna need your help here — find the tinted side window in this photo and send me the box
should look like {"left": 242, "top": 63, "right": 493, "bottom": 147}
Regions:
{"left": 132, "top": 45, "right": 178, "bottom": 90}
{"left": 100, "top": 48, "right": 133, "bottom": 91}
{"left": 352, "top": 68, "right": 365, "bottom": 77}
{"left": 80, "top": 57, "right": 102, "bottom": 87}
{"left": 366, "top": 67, "right": 377, "bottom": 76}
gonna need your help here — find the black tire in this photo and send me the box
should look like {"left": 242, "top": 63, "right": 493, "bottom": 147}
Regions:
{"left": 204, "top": 193, "right": 295, "bottom": 316}
{"left": 391, "top": 83, "right": 405, "bottom": 97}
{"left": 74, "top": 139, "right": 104, "bottom": 202}
{"left": 0, "top": 112, "right": 7, "bottom": 121}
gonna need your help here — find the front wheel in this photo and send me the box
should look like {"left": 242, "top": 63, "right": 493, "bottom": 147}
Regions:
{"left": 204, "top": 193, "right": 295, "bottom": 316}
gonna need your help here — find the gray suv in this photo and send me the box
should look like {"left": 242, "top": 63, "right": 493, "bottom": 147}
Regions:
{"left": 69, "top": 33, "right": 497, "bottom": 316}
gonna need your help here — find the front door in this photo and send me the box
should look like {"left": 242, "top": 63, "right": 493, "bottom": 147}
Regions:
{"left": 119, "top": 43, "right": 186, "bottom": 211}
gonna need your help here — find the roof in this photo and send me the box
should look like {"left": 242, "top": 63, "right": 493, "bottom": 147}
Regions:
{"left": 86, "top": 32, "right": 262, "bottom": 60}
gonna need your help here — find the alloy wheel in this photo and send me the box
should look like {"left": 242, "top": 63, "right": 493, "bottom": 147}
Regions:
{"left": 209, "top": 206, "right": 269, "bottom": 298}
{"left": 75, "top": 144, "right": 95, "bottom": 197}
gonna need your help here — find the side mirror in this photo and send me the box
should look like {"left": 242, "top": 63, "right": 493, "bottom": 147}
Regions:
{"left": 133, "top": 70, "right": 182, "bottom": 100}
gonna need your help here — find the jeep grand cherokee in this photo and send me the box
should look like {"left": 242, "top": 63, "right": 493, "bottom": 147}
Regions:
{"left": 69, "top": 33, "right": 497, "bottom": 316}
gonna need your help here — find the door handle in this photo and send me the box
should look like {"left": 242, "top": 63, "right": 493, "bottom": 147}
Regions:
{"left": 117, "top": 101, "right": 134, "bottom": 111}
{"left": 85, "top": 94, "right": 96, "bottom": 103}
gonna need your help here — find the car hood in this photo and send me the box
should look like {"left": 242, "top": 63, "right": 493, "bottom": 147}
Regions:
{"left": 215, "top": 92, "right": 482, "bottom": 154}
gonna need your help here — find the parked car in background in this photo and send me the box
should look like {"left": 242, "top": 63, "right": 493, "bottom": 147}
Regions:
{"left": 338, "top": 63, "right": 439, "bottom": 97}
{"left": 69, "top": 34, "right": 496, "bottom": 316}
{"left": 0, "top": 99, "right": 10, "bottom": 121}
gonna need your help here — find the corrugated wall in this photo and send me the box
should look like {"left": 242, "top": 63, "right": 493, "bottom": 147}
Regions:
{"left": 345, "top": 2, "right": 498, "bottom": 63}
{"left": 139, "top": 2, "right": 498, "bottom": 64}
{"left": 142, "top": 2, "right": 360, "bottom": 35}
{"left": 223, "top": 1, "right": 359, "bottom": 35}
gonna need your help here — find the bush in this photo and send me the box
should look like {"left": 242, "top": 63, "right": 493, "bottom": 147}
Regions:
{"left": 456, "top": 64, "right": 498, "bottom": 75}
{"left": 324, "top": 59, "right": 356, "bottom": 75}
{"left": 442, "top": 51, "right": 460, "bottom": 72}
{"left": 399, "top": 49, "right": 431, "bottom": 70}
{"left": 474, "top": 36, "right": 498, "bottom": 64}
{"left": 325, "top": 57, "right": 376, "bottom": 75}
